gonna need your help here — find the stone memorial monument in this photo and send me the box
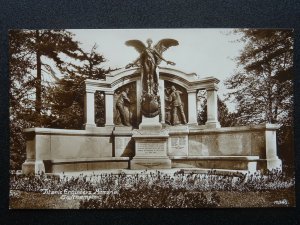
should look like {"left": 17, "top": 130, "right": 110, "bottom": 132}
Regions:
{"left": 124, "top": 38, "right": 179, "bottom": 169}
{"left": 21, "top": 38, "right": 283, "bottom": 174}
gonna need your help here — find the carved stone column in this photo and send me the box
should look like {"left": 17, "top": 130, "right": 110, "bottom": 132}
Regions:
{"left": 136, "top": 79, "right": 142, "bottom": 124}
{"left": 205, "top": 87, "right": 221, "bottom": 128}
{"left": 105, "top": 91, "right": 114, "bottom": 126}
{"left": 159, "top": 78, "right": 165, "bottom": 123}
{"left": 84, "top": 89, "right": 96, "bottom": 129}
{"left": 187, "top": 90, "right": 198, "bottom": 125}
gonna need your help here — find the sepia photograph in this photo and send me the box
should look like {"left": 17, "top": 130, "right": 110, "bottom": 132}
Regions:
{"left": 9, "top": 28, "right": 295, "bottom": 209}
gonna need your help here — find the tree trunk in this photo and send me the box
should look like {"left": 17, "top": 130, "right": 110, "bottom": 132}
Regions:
{"left": 35, "top": 30, "right": 42, "bottom": 118}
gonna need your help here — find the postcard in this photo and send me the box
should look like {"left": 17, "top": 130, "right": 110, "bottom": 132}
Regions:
{"left": 9, "top": 29, "right": 295, "bottom": 209}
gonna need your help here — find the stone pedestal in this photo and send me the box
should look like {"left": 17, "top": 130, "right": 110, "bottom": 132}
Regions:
{"left": 139, "top": 115, "right": 162, "bottom": 130}
{"left": 22, "top": 159, "right": 45, "bottom": 175}
{"left": 131, "top": 116, "right": 171, "bottom": 169}
{"left": 265, "top": 124, "right": 282, "bottom": 170}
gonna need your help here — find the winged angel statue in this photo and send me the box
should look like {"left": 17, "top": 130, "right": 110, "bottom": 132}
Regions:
{"left": 125, "top": 38, "right": 178, "bottom": 117}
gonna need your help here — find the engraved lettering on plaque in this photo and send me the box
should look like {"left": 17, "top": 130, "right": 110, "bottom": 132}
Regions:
{"left": 137, "top": 142, "right": 165, "bottom": 155}
{"left": 168, "top": 136, "right": 188, "bottom": 156}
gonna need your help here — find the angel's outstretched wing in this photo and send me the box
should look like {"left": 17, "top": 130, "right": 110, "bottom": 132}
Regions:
{"left": 154, "top": 39, "right": 179, "bottom": 55}
{"left": 125, "top": 40, "right": 146, "bottom": 54}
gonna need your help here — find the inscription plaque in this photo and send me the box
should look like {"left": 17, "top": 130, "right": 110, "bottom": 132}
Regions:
{"left": 131, "top": 124, "right": 171, "bottom": 169}
{"left": 168, "top": 135, "right": 188, "bottom": 156}
{"left": 136, "top": 142, "right": 165, "bottom": 156}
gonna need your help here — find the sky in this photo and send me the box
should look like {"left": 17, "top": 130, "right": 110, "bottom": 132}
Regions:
{"left": 67, "top": 29, "right": 245, "bottom": 110}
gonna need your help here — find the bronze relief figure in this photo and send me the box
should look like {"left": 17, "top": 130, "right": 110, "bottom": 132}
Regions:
{"left": 165, "top": 85, "right": 187, "bottom": 125}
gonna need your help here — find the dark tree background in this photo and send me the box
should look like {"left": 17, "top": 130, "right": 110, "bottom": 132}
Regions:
{"left": 224, "top": 29, "right": 294, "bottom": 173}
{"left": 197, "top": 96, "right": 236, "bottom": 127}
{"left": 9, "top": 30, "right": 108, "bottom": 169}
{"left": 49, "top": 44, "right": 108, "bottom": 129}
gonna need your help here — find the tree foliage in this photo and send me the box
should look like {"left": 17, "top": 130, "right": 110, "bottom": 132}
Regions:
{"left": 9, "top": 30, "right": 108, "bottom": 169}
{"left": 9, "top": 30, "right": 36, "bottom": 169}
{"left": 197, "top": 93, "right": 236, "bottom": 127}
{"left": 225, "top": 29, "right": 293, "bottom": 126}
{"left": 9, "top": 30, "right": 85, "bottom": 126}
{"left": 224, "top": 29, "right": 294, "bottom": 171}
{"left": 49, "top": 44, "right": 108, "bottom": 129}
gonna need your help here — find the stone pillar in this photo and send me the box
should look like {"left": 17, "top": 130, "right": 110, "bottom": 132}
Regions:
{"left": 159, "top": 78, "right": 165, "bottom": 123}
{"left": 105, "top": 91, "right": 114, "bottom": 126}
{"left": 136, "top": 79, "right": 142, "bottom": 124}
{"left": 265, "top": 124, "right": 282, "bottom": 170}
{"left": 205, "top": 87, "right": 221, "bottom": 128}
{"left": 22, "top": 130, "right": 47, "bottom": 175}
{"left": 84, "top": 89, "right": 96, "bottom": 129}
{"left": 187, "top": 90, "right": 198, "bottom": 125}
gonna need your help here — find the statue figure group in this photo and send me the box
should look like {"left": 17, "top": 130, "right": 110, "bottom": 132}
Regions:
{"left": 165, "top": 86, "right": 187, "bottom": 125}
{"left": 125, "top": 38, "right": 178, "bottom": 118}
{"left": 117, "top": 38, "right": 186, "bottom": 126}
{"left": 115, "top": 88, "right": 131, "bottom": 126}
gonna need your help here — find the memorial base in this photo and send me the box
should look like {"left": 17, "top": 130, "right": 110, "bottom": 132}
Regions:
{"left": 131, "top": 116, "right": 171, "bottom": 169}
{"left": 130, "top": 134, "right": 171, "bottom": 169}
{"left": 22, "top": 159, "right": 45, "bottom": 175}
{"left": 130, "top": 157, "right": 172, "bottom": 169}
{"left": 266, "top": 158, "right": 282, "bottom": 171}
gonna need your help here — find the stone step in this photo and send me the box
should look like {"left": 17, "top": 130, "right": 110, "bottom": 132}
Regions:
{"left": 50, "top": 157, "right": 130, "bottom": 164}
{"left": 177, "top": 168, "right": 249, "bottom": 176}
{"left": 169, "top": 156, "right": 259, "bottom": 160}
{"left": 170, "top": 156, "right": 259, "bottom": 171}
{"left": 51, "top": 168, "right": 248, "bottom": 179}
{"left": 45, "top": 157, "right": 130, "bottom": 173}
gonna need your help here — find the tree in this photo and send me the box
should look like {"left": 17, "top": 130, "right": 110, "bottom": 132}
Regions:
{"left": 225, "top": 29, "right": 293, "bottom": 126}
{"left": 9, "top": 30, "right": 36, "bottom": 170}
{"left": 48, "top": 44, "right": 108, "bottom": 129}
{"left": 10, "top": 29, "right": 84, "bottom": 125}
{"left": 197, "top": 93, "right": 236, "bottom": 127}
{"left": 9, "top": 29, "right": 88, "bottom": 169}
{"left": 33, "top": 30, "right": 85, "bottom": 124}
{"left": 224, "top": 29, "right": 294, "bottom": 172}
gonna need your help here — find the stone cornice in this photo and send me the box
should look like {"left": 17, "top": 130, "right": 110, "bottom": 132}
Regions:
{"left": 85, "top": 67, "right": 220, "bottom": 92}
